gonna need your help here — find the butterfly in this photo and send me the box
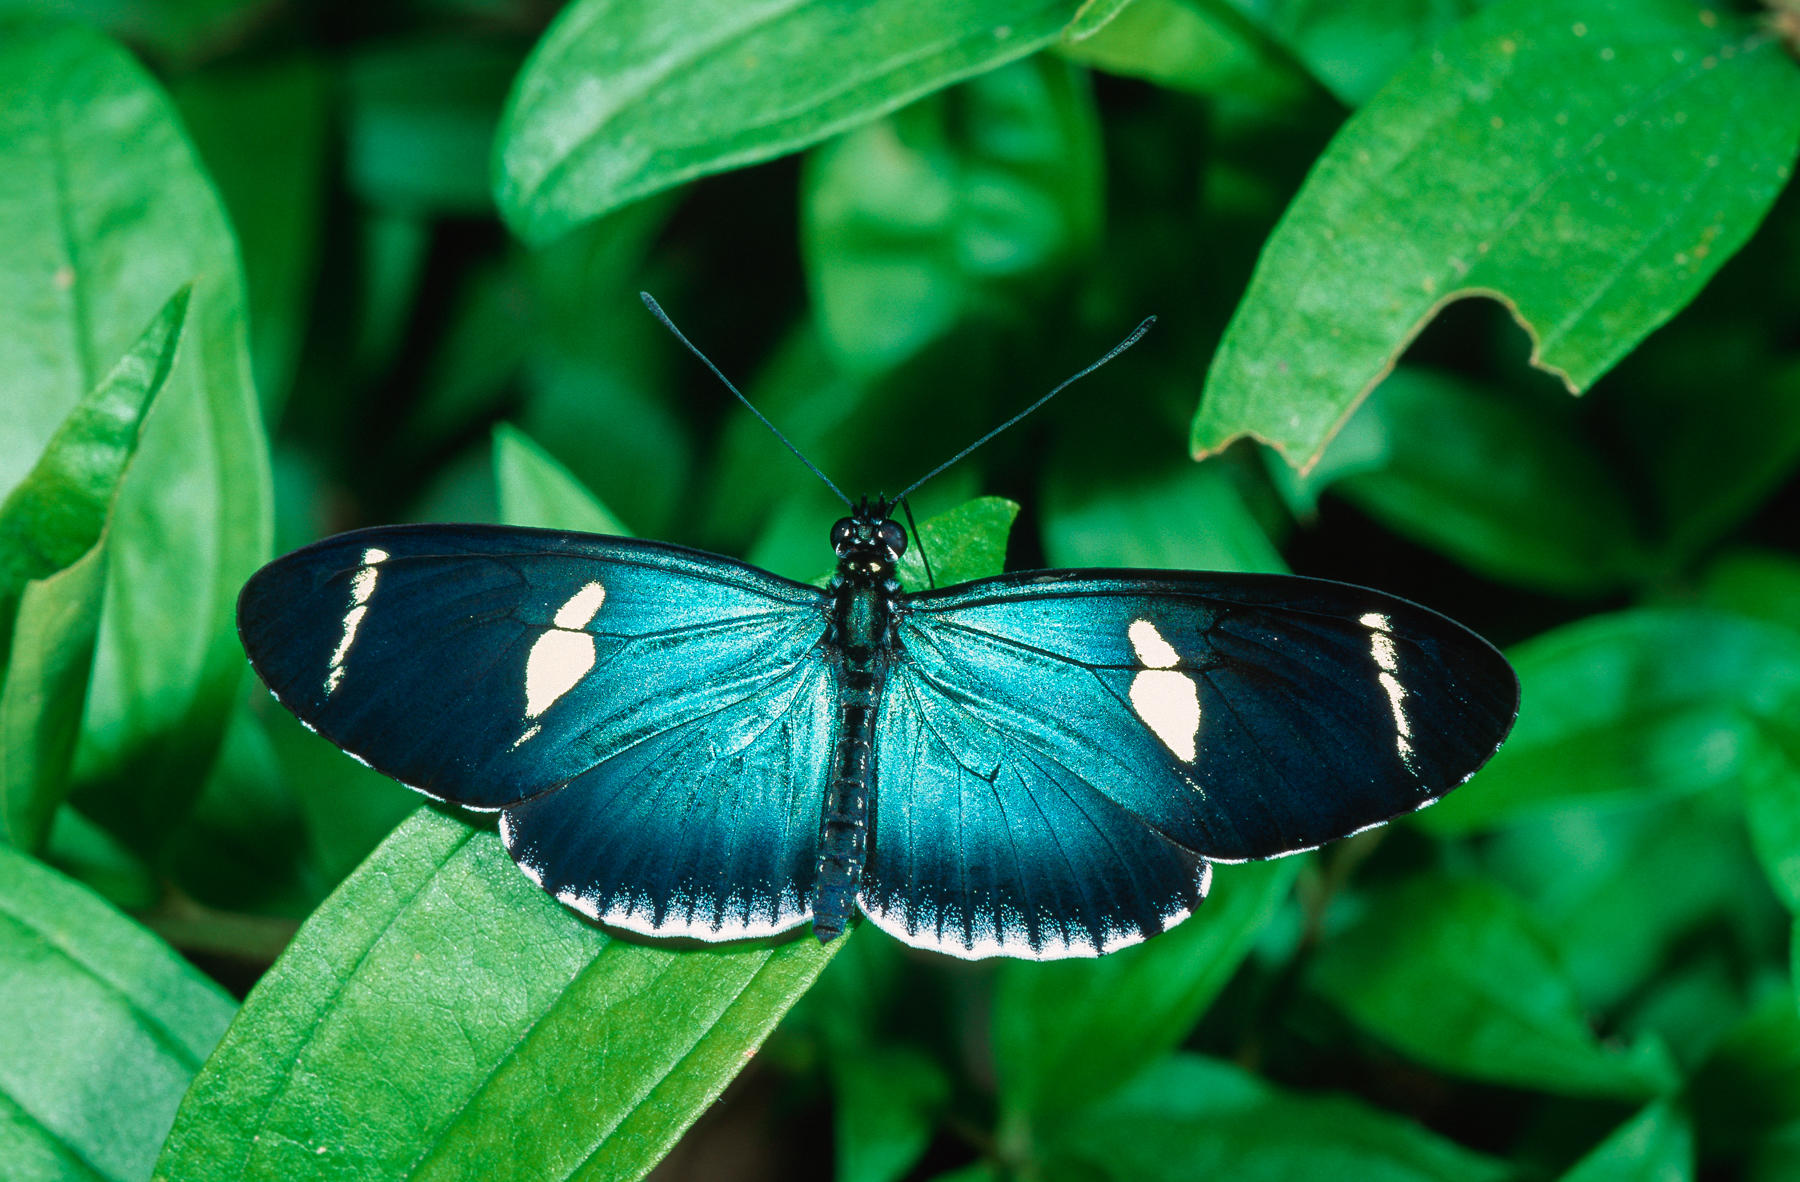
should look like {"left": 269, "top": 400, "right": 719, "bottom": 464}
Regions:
{"left": 237, "top": 301, "right": 1519, "bottom": 960}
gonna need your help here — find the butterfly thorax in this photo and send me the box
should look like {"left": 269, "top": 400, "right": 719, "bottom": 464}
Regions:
{"left": 813, "top": 506, "right": 907, "bottom": 942}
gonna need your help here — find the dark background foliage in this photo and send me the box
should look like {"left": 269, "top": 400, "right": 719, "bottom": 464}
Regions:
{"left": 2, "top": 1, "right": 1799, "bottom": 1180}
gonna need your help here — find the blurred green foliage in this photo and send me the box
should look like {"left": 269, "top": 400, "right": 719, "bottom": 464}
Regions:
{"left": 0, "top": 1, "right": 1797, "bottom": 1180}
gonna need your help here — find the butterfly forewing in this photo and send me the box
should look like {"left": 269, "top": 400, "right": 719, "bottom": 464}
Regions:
{"left": 891, "top": 570, "right": 1519, "bottom": 864}
{"left": 237, "top": 524, "right": 835, "bottom": 937}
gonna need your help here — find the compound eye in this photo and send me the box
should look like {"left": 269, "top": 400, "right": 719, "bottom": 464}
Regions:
{"left": 830, "top": 519, "right": 855, "bottom": 550}
{"left": 878, "top": 521, "right": 907, "bottom": 556}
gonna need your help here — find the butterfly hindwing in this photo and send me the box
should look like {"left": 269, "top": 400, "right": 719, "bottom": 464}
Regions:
{"left": 883, "top": 569, "right": 1518, "bottom": 868}
{"left": 237, "top": 524, "right": 836, "bottom": 937}
{"left": 860, "top": 664, "right": 1213, "bottom": 959}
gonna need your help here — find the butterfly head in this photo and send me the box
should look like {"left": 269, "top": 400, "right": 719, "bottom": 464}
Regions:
{"left": 832, "top": 499, "right": 907, "bottom": 577}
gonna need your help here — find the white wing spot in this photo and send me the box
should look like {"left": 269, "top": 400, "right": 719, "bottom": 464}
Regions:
{"left": 553, "top": 581, "right": 606, "bottom": 629}
{"left": 1130, "top": 670, "right": 1200, "bottom": 763}
{"left": 1128, "top": 618, "right": 1198, "bottom": 762}
{"left": 1128, "top": 618, "right": 1180, "bottom": 668}
{"left": 523, "top": 631, "right": 596, "bottom": 719}
{"left": 514, "top": 582, "right": 609, "bottom": 739}
{"left": 1364, "top": 612, "right": 1418, "bottom": 772}
{"left": 325, "top": 547, "right": 389, "bottom": 696}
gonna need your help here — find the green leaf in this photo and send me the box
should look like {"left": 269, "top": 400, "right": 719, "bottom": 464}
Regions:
{"left": 1193, "top": 0, "right": 1800, "bottom": 471}
{"left": 1060, "top": 0, "right": 1314, "bottom": 105}
{"left": 345, "top": 39, "right": 520, "bottom": 216}
{"left": 521, "top": 208, "right": 689, "bottom": 538}
{"left": 835, "top": 1045, "right": 950, "bottom": 1182}
{"left": 1310, "top": 875, "right": 1679, "bottom": 1099}
{"left": 1228, "top": 0, "right": 1492, "bottom": 106}
{"left": 0, "top": 840, "right": 235, "bottom": 1182}
{"left": 896, "top": 496, "right": 1019, "bottom": 590}
{"left": 0, "top": 20, "right": 271, "bottom": 848}
{"left": 1418, "top": 610, "right": 1800, "bottom": 835}
{"left": 994, "top": 857, "right": 1299, "bottom": 1121}
{"left": 1063, "top": 0, "right": 1137, "bottom": 42}
{"left": 1687, "top": 995, "right": 1800, "bottom": 1155}
{"left": 1558, "top": 1102, "right": 1692, "bottom": 1182}
{"left": 493, "top": 423, "right": 632, "bottom": 536}
{"left": 1, "top": 289, "right": 190, "bottom": 852}
{"left": 495, "top": 0, "right": 1085, "bottom": 245}
{"left": 154, "top": 809, "right": 838, "bottom": 1182}
{"left": 1699, "top": 550, "right": 1800, "bottom": 637}
{"left": 1043, "top": 456, "right": 1285, "bottom": 574}
{"left": 175, "top": 56, "right": 330, "bottom": 415}
{"left": 1045, "top": 1053, "right": 1508, "bottom": 1182}
{"left": 1481, "top": 793, "right": 1781, "bottom": 1017}
{"left": 1290, "top": 367, "right": 1648, "bottom": 595}
{"left": 802, "top": 56, "right": 1102, "bottom": 373}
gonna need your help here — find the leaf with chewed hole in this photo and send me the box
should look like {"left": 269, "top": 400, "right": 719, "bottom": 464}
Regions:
{"left": 1193, "top": 0, "right": 1800, "bottom": 471}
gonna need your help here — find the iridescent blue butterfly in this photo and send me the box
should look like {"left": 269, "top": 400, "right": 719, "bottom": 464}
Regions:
{"left": 237, "top": 299, "right": 1518, "bottom": 960}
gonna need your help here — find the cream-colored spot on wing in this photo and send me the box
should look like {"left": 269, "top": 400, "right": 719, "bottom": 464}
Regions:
{"left": 1128, "top": 618, "right": 1180, "bottom": 668}
{"left": 325, "top": 547, "right": 390, "bottom": 696}
{"left": 1362, "top": 611, "right": 1418, "bottom": 772}
{"left": 1130, "top": 670, "right": 1200, "bottom": 763}
{"left": 516, "top": 582, "right": 609, "bottom": 738}
{"left": 553, "top": 581, "right": 606, "bottom": 629}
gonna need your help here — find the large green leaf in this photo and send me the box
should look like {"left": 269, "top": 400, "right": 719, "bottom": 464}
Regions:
{"left": 1193, "top": 0, "right": 1800, "bottom": 470}
{"left": 0, "top": 289, "right": 189, "bottom": 852}
{"left": 1310, "top": 875, "right": 1679, "bottom": 1099}
{"left": 0, "top": 20, "right": 271, "bottom": 847}
{"left": 802, "top": 56, "right": 1102, "bottom": 373}
{"left": 154, "top": 809, "right": 837, "bottom": 1182}
{"left": 495, "top": 0, "right": 1084, "bottom": 244}
{"left": 994, "top": 857, "right": 1299, "bottom": 1122}
{"left": 0, "top": 841, "right": 235, "bottom": 1182}
{"left": 1043, "top": 456, "right": 1285, "bottom": 574}
{"left": 1418, "top": 610, "right": 1800, "bottom": 836}
{"left": 1044, "top": 1053, "right": 1508, "bottom": 1181}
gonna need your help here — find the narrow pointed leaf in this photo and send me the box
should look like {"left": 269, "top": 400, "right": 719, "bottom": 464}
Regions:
{"left": 0, "top": 289, "right": 190, "bottom": 851}
{"left": 0, "top": 20, "right": 271, "bottom": 846}
{"left": 493, "top": 423, "right": 631, "bottom": 536}
{"left": 1558, "top": 1102, "right": 1692, "bottom": 1182}
{"left": 1194, "top": 0, "right": 1800, "bottom": 470}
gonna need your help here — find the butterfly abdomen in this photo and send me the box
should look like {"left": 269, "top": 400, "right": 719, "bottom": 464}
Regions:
{"left": 814, "top": 573, "right": 898, "bottom": 942}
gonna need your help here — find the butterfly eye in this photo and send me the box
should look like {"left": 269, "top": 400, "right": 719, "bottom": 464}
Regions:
{"left": 878, "top": 521, "right": 907, "bottom": 557}
{"left": 830, "top": 519, "right": 856, "bottom": 551}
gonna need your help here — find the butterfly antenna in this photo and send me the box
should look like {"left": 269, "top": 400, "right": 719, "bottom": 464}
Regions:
{"left": 640, "top": 292, "right": 853, "bottom": 509}
{"left": 892, "top": 316, "right": 1157, "bottom": 504}
{"left": 898, "top": 497, "right": 935, "bottom": 588}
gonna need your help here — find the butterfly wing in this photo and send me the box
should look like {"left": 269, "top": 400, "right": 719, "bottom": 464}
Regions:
{"left": 237, "top": 524, "right": 836, "bottom": 939}
{"left": 859, "top": 569, "right": 1517, "bottom": 958}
